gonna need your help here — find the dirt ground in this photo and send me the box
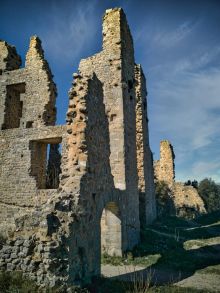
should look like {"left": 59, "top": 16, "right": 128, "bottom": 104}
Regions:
{"left": 101, "top": 212, "right": 220, "bottom": 292}
{"left": 102, "top": 264, "right": 220, "bottom": 292}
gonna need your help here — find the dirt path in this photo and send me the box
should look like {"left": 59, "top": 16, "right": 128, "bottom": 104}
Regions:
{"left": 144, "top": 227, "right": 185, "bottom": 240}
{"left": 101, "top": 264, "right": 186, "bottom": 285}
{"left": 175, "top": 270, "right": 220, "bottom": 292}
{"left": 101, "top": 220, "right": 220, "bottom": 291}
{"left": 102, "top": 264, "right": 220, "bottom": 292}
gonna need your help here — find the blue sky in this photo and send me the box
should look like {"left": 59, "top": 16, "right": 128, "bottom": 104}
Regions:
{"left": 1, "top": 0, "right": 220, "bottom": 182}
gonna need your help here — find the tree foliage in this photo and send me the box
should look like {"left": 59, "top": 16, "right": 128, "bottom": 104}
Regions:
{"left": 198, "top": 178, "right": 220, "bottom": 213}
{"left": 184, "top": 179, "right": 198, "bottom": 189}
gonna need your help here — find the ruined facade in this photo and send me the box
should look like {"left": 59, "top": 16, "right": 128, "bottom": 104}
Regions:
{"left": 0, "top": 8, "right": 156, "bottom": 287}
{"left": 154, "top": 140, "right": 206, "bottom": 218}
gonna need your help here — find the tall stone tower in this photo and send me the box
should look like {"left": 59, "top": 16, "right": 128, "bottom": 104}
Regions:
{"left": 79, "top": 8, "right": 156, "bottom": 227}
{"left": 154, "top": 140, "right": 175, "bottom": 186}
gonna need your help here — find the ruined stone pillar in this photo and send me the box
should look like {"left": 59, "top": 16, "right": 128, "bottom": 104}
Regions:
{"left": 154, "top": 140, "right": 175, "bottom": 186}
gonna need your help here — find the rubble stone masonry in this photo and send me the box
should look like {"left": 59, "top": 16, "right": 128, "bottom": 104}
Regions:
{"left": 0, "top": 8, "right": 156, "bottom": 288}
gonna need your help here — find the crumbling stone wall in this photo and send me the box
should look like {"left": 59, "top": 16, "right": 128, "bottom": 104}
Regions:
{"left": 154, "top": 140, "right": 206, "bottom": 218}
{"left": 135, "top": 64, "right": 156, "bottom": 226}
{"left": 0, "top": 36, "right": 56, "bottom": 130}
{"left": 173, "top": 183, "right": 206, "bottom": 218}
{"left": 0, "top": 36, "right": 68, "bottom": 287}
{"left": 0, "top": 40, "right": 21, "bottom": 73}
{"left": 0, "top": 8, "right": 156, "bottom": 288}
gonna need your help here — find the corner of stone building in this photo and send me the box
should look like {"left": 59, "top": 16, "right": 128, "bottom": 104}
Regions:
{"left": 102, "top": 7, "right": 134, "bottom": 59}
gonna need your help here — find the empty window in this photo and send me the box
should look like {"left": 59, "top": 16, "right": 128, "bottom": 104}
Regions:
{"left": 2, "top": 83, "right": 25, "bottom": 129}
{"left": 128, "top": 80, "right": 133, "bottom": 91}
{"left": 26, "top": 121, "right": 33, "bottom": 128}
{"left": 29, "top": 138, "right": 62, "bottom": 189}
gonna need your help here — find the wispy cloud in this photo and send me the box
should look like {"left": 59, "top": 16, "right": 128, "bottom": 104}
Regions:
{"left": 149, "top": 52, "right": 220, "bottom": 181}
{"left": 152, "top": 67, "right": 220, "bottom": 146}
{"left": 153, "top": 20, "right": 198, "bottom": 48}
{"left": 192, "top": 161, "right": 220, "bottom": 177}
{"left": 41, "top": 1, "right": 98, "bottom": 63}
{"left": 134, "top": 18, "right": 200, "bottom": 54}
{"left": 173, "top": 46, "right": 220, "bottom": 73}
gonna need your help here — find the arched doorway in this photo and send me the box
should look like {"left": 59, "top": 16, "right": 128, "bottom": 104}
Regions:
{"left": 100, "top": 202, "right": 122, "bottom": 256}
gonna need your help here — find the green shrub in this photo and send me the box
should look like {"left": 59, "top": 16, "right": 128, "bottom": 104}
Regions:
{"left": 198, "top": 178, "right": 220, "bottom": 212}
{"left": 0, "top": 271, "right": 39, "bottom": 293}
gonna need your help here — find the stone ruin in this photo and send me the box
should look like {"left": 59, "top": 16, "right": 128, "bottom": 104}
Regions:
{"left": 154, "top": 140, "right": 206, "bottom": 218}
{"left": 0, "top": 8, "right": 156, "bottom": 288}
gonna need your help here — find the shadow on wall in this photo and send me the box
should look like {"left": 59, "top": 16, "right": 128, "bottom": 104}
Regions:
{"left": 67, "top": 74, "right": 139, "bottom": 284}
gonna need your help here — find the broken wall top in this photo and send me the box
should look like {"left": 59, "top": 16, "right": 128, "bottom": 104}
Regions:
{"left": 0, "top": 40, "right": 22, "bottom": 73}
{"left": 154, "top": 140, "right": 175, "bottom": 185}
{"left": 0, "top": 36, "right": 57, "bottom": 129}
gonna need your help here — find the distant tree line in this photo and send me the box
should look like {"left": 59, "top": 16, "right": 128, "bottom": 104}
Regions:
{"left": 184, "top": 179, "right": 198, "bottom": 189}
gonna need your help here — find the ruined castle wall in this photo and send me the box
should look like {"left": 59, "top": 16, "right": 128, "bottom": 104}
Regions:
{"left": 154, "top": 140, "right": 206, "bottom": 218}
{"left": 0, "top": 37, "right": 67, "bottom": 284}
{"left": 135, "top": 65, "right": 156, "bottom": 225}
{"left": 0, "top": 8, "right": 157, "bottom": 288}
{"left": 173, "top": 183, "right": 206, "bottom": 218}
{"left": 0, "top": 36, "right": 71, "bottom": 287}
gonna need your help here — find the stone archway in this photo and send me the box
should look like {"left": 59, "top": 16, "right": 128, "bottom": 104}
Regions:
{"left": 100, "top": 201, "right": 122, "bottom": 256}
